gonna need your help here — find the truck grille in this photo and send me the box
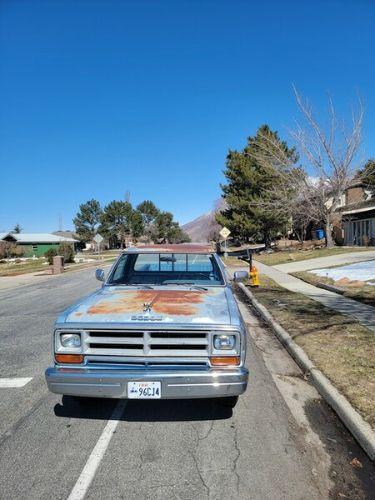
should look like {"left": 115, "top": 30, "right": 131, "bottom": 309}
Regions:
{"left": 84, "top": 329, "right": 210, "bottom": 357}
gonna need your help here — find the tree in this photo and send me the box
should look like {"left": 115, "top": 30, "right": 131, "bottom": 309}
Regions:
{"left": 216, "top": 125, "right": 298, "bottom": 247}
{"left": 150, "top": 211, "right": 191, "bottom": 243}
{"left": 360, "top": 159, "right": 375, "bottom": 196}
{"left": 131, "top": 210, "right": 145, "bottom": 239}
{"left": 73, "top": 199, "right": 102, "bottom": 242}
{"left": 248, "top": 89, "right": 364, "bottom": 248}
{"left": 11, "top": 224, "right": 22, "bottom": 234}
{"left": 137, "top": 200, "right": 159, "bottom": 225}
{"left": 100, "top": 200, "right": 134, "bottom": 247}
{"left": 44, "top": 248, "right": 58, "bottom": 264}
{"left": 136, "top": 200, "right": 160, "bottom": 240}
{"left": 58, "top": 241, "right": 75, "bottom": 263}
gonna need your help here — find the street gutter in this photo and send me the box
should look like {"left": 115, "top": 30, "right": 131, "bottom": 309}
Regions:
{"left": 237, "top": 282, "right": 375, "bottom": 461}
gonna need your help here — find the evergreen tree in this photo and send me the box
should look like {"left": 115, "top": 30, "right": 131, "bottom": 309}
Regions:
{"left": 361, "top": 159, "right": 375, "bottom": 196}
{"left": 73, "top": 199, "right": 102, "bottom": 242}
{"left": 151, "top": 211, "right": 191, "bottom": 243}
{"left": 100, "top": 201, "right": 134, "bottom": 248}
{"left": 11, "top": 223, "right": 22, "bottom": 234}
{"left": 137, "top": 200, "right": 159, "bottom": 225}
{"left": 216, "top": 125, "right": 298, "bottom": 247}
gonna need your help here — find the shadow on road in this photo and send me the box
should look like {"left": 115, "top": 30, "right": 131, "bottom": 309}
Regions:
{"left": 54, "top": 396, "right": 233, "bottom": 422}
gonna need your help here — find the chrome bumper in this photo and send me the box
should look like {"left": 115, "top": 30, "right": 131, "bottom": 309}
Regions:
{"left": 45, "top": 366, "right": 249, "bottom": 399}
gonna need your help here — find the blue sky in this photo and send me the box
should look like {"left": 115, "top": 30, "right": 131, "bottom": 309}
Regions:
{"left": 0, "top": 0, "right": 374, "bottom": 232}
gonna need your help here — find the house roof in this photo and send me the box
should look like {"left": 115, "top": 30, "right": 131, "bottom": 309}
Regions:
{"left": 342, "top": 205, "right": 375, "bottom": 216}
{"left": 0, "top": 233, "right": 78, "bottom": 243}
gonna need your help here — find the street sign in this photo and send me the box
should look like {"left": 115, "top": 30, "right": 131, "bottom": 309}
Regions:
{"left": 93, "top": 234, "right": 104, "bottom": 244}
{"left": 219, "top": 227, "right": 231, "bottom": 239}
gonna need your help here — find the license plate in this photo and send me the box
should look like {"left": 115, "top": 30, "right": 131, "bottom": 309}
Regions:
{"left": 127, "top": 381, "right": 161, "bottom": 399}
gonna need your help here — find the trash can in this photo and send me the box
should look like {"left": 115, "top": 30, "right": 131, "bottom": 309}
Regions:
{"left": 315, "top": 229, "right": 324, "bottom": 240}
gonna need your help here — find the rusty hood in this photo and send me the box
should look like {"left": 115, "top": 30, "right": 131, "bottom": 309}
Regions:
{"left": 59, "top": 286, "right": 234, "bottom": 325}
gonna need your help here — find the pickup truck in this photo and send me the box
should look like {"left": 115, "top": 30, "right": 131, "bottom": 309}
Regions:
{"left": 45, "top": 244, "right": 249, "bottom": 408}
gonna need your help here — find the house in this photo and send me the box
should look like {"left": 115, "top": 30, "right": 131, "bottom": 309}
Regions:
{"left": 336, "top": 181, "right": 375, "bottom": 246}
{"left": 0, "top": 233, "right": 79, "bottom": 257}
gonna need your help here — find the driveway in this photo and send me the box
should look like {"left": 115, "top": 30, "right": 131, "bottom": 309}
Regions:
{"left": 0, "top": 267, "right": 373, "bottom": 499}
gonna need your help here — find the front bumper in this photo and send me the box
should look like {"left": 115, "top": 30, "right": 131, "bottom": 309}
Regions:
{"left": 45, "top": 366, "right": 249, "bottom": 399}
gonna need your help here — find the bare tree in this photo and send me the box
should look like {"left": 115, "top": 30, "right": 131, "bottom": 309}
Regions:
{"left": 291, "top": 88, "right": 363, "bottom": 247}
{"left": 249, "top": 89, "right": 364, "bottom": 247}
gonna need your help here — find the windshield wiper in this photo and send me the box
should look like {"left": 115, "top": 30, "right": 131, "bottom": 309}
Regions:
{"left": 128, "top": 284, "right": 154, "bottom": 289}
{"left": 164, "top": 282, "right": 208, "bottom": 291}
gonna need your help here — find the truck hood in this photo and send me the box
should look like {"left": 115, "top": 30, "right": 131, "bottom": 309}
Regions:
{"left": 60, "top": 286, "right": 233, "bottom": 325}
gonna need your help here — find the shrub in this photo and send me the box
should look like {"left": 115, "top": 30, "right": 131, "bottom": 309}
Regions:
{"left": 0, "top": 242, "right": 24, "bottom": 258}
{"left": 58, "top": 242, "right": 75, "bottom": 264}
{"left": 44, "top": 248, "right": 58, "bottom": 265}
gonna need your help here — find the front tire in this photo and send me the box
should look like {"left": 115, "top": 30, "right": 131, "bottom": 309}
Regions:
{"left": 217, "top": 396, "right": 239, "bottom": 408}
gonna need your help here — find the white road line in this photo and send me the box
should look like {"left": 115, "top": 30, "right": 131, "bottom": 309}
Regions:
{"left": 67, "top": 399, "right": 127, "bottom": 500}
{"left": 0, "top": 377, "right": 33, "bottom": 388}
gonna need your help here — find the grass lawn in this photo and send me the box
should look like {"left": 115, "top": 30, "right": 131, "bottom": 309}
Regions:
{"left": 253, "top": 246, "right": 374, "bottom": 266}
{"left": 293, "top": 271, "right": 375, "bottom": 307}
{"left": 222, "top": 256, "right": 248, "bottom": 267}
{"left": 248, "top": 275, "right": 375, "bottom": 429}
{"left": 0, "top": 259, "right": 48, "bottom": 277}
{"left": 0, "top": 254, "right": 118, "bottom": 277}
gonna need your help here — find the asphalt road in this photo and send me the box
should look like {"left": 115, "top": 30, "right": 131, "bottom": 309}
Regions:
{"left": 0, "top": 268, "right": 374, "bottom": 500}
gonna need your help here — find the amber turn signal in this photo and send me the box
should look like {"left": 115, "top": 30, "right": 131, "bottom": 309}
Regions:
{"left": 55, "top": 354, "right": 84, "bottom": 364}
{"left": 211, "top": 356, "right": 240, "bottom": 366}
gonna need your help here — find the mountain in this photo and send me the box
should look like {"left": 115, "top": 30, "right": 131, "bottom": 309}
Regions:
{"left": 182, "top": 199, "right": 225, "bottom": 242}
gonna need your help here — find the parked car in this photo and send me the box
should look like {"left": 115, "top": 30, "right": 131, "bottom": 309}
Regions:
{"left": 45, "top": 244, "right": 249, "bottom": 408}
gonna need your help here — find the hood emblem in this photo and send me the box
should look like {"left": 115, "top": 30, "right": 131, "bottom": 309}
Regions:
{"left": 143, "top": 302, "right": 152, "bottom": 313}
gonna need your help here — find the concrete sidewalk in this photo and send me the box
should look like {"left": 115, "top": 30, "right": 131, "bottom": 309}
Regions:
{"left": 230, "top": 262, "right": 375, "bottom": 332}
{"left": 271, "top": 250, "right": 375, "bottom": 273}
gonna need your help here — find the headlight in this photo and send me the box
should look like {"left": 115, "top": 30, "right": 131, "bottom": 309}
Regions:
{"left": 213, "top": 334, "right": 236, "bottom": 350}
{"left": 60, "top": 333, "right": 81, "bottom": 348}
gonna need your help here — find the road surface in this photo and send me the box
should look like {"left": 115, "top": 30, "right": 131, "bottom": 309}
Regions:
{"left": 0, "top": 267, "right": 373, "bottom": 499}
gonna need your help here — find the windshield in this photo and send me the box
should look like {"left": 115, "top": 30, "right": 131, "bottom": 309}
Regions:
{"left": 108, "top": 253, "right": 224, "bottom": 286}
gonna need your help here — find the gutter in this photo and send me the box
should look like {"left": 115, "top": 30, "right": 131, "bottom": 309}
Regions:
{"left": 237, "top": 282, "right": 375, "bottom": 461}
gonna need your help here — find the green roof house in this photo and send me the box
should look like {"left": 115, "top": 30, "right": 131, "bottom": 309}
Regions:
{"left": 0, "top": 233, "right": 78, "bottom": 257}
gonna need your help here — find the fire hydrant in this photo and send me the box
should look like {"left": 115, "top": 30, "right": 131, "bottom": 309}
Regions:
{"left": 249, "top": 265, "right": 260, "bottom": 287}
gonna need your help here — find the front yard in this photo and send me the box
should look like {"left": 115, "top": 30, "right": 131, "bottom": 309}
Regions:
{"left": 247, "top": 275, "right": 375, "bottom": 429}
{"left": 0, "top": 251, "right": 119, "bottom": 277}
{"left": 253, "top": 246, "right": 373, "bottom": 266}
{"left": 0, "top": 258, "right": 48, "bottom": 276}
{"left": 293, "top": 271, "right": 375, "bottom": 307}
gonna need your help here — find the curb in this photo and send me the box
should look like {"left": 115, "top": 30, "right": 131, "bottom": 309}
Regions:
{"left": 316, "top": 282, "right": 345, "bottom": 295}
{"left": 238, "top": 282, "right": 375, "bottom": 461}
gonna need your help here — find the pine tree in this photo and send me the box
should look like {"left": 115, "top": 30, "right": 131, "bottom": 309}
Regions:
{"left": 361, "top": 159, "right": 375, "bottom": 196}
{"left": 216, "top": 125, "right": 298, "bottom": 247}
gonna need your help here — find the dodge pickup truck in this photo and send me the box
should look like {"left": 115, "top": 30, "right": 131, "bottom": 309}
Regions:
{"left": 45, "top": 244, "right": 249, "bottom": 408}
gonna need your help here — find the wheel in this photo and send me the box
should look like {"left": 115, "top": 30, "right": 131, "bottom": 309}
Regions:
{"left": 217, "top": 396, "right": 239, "bottom": 408}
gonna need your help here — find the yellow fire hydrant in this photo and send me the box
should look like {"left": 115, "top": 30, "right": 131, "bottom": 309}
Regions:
{"left": 249, "top": 265, "right": 260, "bottom": 287}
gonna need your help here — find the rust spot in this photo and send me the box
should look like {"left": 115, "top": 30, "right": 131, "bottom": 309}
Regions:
{"left": 87, "top": 290, "right": 207, "bottom": 316}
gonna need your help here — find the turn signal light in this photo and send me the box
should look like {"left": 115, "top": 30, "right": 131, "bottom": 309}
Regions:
{"left": 211, "top": 356, "right": 240, "bottom": 366}
{"left": 55, "top": 354, "right": 84, "bottom": 364}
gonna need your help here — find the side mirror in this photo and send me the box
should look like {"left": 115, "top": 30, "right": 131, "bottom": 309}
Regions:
{"left": 95, "top": 269, "right": 105, "bottom": 282}
{"left": 233, "top": 270, "right": 248, "bottom": 282}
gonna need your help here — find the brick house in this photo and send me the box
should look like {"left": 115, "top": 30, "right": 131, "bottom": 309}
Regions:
{"left": 336, "top": 181, "right": 375, "bottom": 246}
